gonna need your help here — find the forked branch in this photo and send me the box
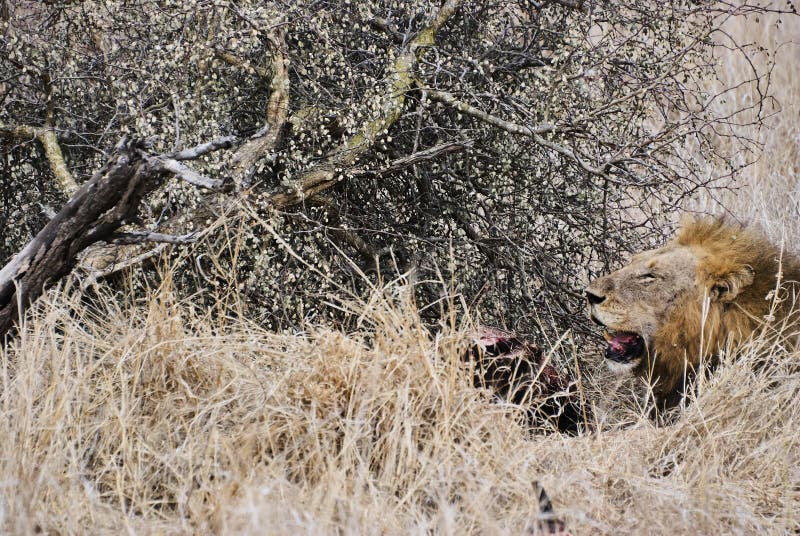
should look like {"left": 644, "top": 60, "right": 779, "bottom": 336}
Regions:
{"left": 266, "top": 0, "right": 464, "bottom": 208}
{"left": 0, "top": 136, "right": 235, "bottom": 340}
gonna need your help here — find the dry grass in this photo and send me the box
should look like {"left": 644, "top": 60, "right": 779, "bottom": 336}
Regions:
{"left": 1, "top": 274, "right": 562, "bottom": 534}
{"left": 690, "top": 11, "right": 800, "bottom": 234}
{"left": 3, "top": 10, "right": 800, "bottom": 536}
{"left": 3, "top": 266, "right": 799, "bottom": 534}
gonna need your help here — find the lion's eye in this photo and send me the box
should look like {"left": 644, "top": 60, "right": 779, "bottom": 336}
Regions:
{"left": 639, "top": 273, "right": 656, "bottom": 282}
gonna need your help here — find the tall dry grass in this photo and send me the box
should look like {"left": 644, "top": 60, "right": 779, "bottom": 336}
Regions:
{"left": 2, "top": 265, "right": 799, "bottom": 534}
{"left": 0, "top": 273, "right": 565, "bottom": 534}
{"left": 2, "top": 9, "right": 800, "bottom": 536}
{"left": 690, "top": 11, "right": 800, "bottom": 234}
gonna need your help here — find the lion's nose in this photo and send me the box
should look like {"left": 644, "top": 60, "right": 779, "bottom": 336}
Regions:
{"left": 585, "top": 289, "right": 606, "bottom": 305}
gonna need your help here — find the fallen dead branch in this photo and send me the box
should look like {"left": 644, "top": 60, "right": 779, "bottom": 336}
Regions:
{"left": 0, "top": 136, "right": 234, "bottom": 340}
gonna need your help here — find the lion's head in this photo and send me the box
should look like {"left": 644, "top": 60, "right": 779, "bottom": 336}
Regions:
{"left": 585, "top": 217, "right": 800, "bottom": 408}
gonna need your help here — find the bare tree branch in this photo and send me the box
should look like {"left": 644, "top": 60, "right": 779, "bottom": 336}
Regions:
{"left": 546, "top": 0, "right": 586, "bottom": 13}
{"left": 424, "top": 90, "right": 612, "bottom": 175}
{"left": 229, "top": 28, "right": 290, "bottom": 188}
{"left": 110, "top": 231, "right": 197, "bottom": 245}
{"left": 350, "top": 139, "right": 474, "bottom": 177}
{"left": 426, "top": 89, "right": 558, "bottom": 136}
{"left": 165, "top": 135, "right": 236, "bottom": 160}
{"left": 267, "top": 0, "right": 464, "bottom": 208}
{"left": 0, "top": 136, "right": 234, "bottom": 339}
{"left": 154, "top": 157, "right": 227, "bottom": 191}
{"left": 0, "top": 123, "right": 79, "bottom": 195}
{"left": 214, "top": 49, "right": 271, "bottom": 79}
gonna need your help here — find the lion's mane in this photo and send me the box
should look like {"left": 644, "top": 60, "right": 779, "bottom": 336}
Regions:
{"left": 650, "top": 217, "right": 800, "bottom": 405}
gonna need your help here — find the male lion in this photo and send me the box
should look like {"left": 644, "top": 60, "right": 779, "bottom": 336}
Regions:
{"left": 585, "top": 217, "right": 800, "bottom": 410}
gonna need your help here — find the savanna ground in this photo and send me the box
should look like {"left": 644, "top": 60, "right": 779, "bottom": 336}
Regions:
{"left": 2, "top": 9, "right": 800, "bottom": 536}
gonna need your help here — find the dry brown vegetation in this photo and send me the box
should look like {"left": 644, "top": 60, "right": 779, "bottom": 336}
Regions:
{"left": 2, "top": 8, "right": 800, "bottom": 536}
{"left": 4, "top": 246, "right": 800, "bottom": 534}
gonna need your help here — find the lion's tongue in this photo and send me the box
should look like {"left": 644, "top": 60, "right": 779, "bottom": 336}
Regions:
{"left": 604, "top": 332, "right": 644, "bottom": 363}
{"left": 608, "top": 333, "right": 639, "bottom": 353}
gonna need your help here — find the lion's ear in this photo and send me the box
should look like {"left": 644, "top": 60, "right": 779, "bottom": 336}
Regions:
{"left": 709, "top": 266, "right": 754, "bottom": 302}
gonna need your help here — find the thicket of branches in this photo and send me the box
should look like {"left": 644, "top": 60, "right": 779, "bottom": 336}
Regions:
{"left": 0, "top": 0, "right": 786, "bottom": 335}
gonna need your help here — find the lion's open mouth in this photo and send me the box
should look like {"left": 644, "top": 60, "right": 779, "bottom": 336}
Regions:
{"left": 604, "top": 331, "right": 645, "bottom": 363}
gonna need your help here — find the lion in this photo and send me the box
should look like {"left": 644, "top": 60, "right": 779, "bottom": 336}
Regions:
{"left": 585, "top": 217, "right": 800, "bottom": 410}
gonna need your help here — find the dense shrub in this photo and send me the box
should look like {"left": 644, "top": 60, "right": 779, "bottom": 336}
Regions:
{"left": 0, "top": 1, "right": 782, "bottom": 334}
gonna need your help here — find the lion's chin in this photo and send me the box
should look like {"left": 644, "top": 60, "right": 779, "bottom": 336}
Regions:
{"left": 605, "top": 357, "right": 642, "bottom": 375}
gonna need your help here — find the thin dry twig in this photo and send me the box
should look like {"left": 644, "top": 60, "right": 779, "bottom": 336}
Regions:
{"left": 110, "top": 231, "right": 198, "bottom": 245}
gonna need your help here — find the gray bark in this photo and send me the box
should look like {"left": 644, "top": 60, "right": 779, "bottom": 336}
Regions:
{"left": 0, "top": 137, "right": 230, "bottom": 340}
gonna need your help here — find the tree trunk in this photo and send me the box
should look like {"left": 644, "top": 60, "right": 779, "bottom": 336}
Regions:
{"left": 0, "top": 139, "right": 172, "bottom": 339}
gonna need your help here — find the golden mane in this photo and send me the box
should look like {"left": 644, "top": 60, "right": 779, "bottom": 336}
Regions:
{"left": 650, "top": 217, "right": 800, "bottom": 405}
